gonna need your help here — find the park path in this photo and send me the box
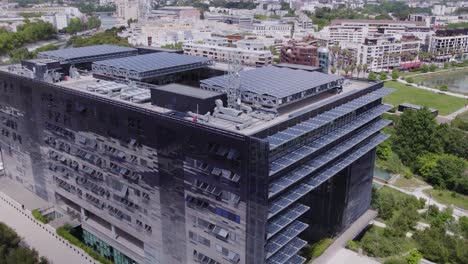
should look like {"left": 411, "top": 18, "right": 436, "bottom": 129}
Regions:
{"left": 0, "top": 192, "right": 98, "bottom": 264}
{"left": 395, "top": 79, "right": 468, "bottom": 99}
{"left": 381, "top": 183, "right": 468, "bottom": 220}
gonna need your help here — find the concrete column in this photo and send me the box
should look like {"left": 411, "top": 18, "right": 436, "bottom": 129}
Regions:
{"left": 111, "top": 225, "right": 117, "bottom": 239}
{"left": 80, "top": 207, "right": 86, "bottom": 221}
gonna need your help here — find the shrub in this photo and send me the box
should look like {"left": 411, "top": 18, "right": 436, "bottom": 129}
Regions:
{"left": 368, "top": 72, "right": 377, "bottom": 80}
{"left": 347, "top": 240, "right": 359, "bottom": 251}
{"left": 406, "top": 77, "right": 414, "bottom": 83}
{"left": 379, "top": 72, "right": 388, "bottom": 81}
{"left": 406, "top": 249, "right": 423, "bottom": 264}
{"left": 439, "top": 85, "right": 448, "bottom": 91}
{"left": 429, "top": 63, "right": 437, "bottom": 72}
{"left": 56, "top": 225, "right": 113, "bottom": 264}
{"left": 310, "top": 238, "right": 333, "bottom": 258}
{"left": 384, "top": 257, "right": 407, "bottom": 264}
{"left": 31, "top": 209, "right": 48, "bottom": 224}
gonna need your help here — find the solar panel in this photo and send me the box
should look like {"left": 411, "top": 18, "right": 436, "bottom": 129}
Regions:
{"left": 266, "top": 203, "right": 309, "bottom": 239}
{"left": 265, "top": 221, "right": 308, "bottom": 258}
{"left": 38, "top": 45, "right": 137, "bottom": 62}
{"left": 92, "top": 52, "right": 213, "bottom": 80}
{"left": 268, "top": 119, "right": 391, "bottom": 198}
{"left": 268, "top": 132, "right": 390, "bottom": 218}
{"left": 269, "top": 104, "right": 392, "bottom": 175}
{"left": 268, "top": 88, "right": 393, "bottom": 149}
{"left": 201, "top": 66, "right": 344, "bottom": 99}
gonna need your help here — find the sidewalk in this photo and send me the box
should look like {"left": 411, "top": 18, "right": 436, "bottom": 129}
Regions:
{"left": 311, "top": 210, "right": 377, "bottom": 264}
{"left": 0, "top": 192, "right": 97, "bottom": 264}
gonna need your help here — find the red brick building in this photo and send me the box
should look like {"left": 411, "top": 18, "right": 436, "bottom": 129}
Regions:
{"left": 280, "top": 41, "right": 319, "bottom": 67}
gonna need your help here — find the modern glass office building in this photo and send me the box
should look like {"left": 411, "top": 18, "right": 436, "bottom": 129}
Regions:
{"left": 0, "top": 45, "right": 391, "bottom": 264}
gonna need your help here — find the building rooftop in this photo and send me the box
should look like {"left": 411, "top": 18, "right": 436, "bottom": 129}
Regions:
{"left": 201, "top": 66, "right": 343, "bottom": 99}
{"left": 154, "top": 83, "right": 222, "bottom": 99}
{"left": 38, "top": 45, "right": 138, "bottom": 64}
{"left": 273, "top": 63, "right": 321, "bottom": 72}
{"left": 92, "top": 52, "right": 214, "bottom": 80}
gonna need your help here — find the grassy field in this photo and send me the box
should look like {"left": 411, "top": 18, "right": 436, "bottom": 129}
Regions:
{"left": 423, "top": 189, "right": 468, "bottom": 210}
{"left": 383, "top": 81, "right": 467, "bottom": 115}
{"left": 393, "top": 176, "right": 428, "bottom": 189}
{"left": 458, "top": 110, "right": 468, "bottom": 121}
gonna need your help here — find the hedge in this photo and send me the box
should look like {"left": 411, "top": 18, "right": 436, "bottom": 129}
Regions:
{"left": 31, "top": 209, "right": 48, "bottom": 224}
{"left": 310, "top": 238, "right": 333, "bottom": 258}
{"left": 56, "top": 226, "right": 113, "bottom": 264}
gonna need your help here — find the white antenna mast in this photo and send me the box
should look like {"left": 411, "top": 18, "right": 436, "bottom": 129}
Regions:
{"left": 227, "top": 50, "right": 243, "bottom": 110}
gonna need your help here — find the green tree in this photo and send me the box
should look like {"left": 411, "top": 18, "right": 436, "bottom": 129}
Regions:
{"left": 391, "top": 68, "right": 399, "bottom": 80}
{"left": 406, "top": 249, "right": 423, "bottom": 264}
{"left": 8, "top": 48, "right": 34, "bottom": 62}
{"left": 86, "top": 16, "right": 101, "bottom": 29}
{"left": 65, "top": 18, "right": 85, "bottom": 34}
{"left": 379, "top": 72, "right": 387, "bottom": 80}
{"left": 421, "top": 64, "right": 429, "bottom": 73}
{"left": 429, "top": 63, "right": 437, "bottom": 72}
{"left": 393, "top": 108, "right": 443, "bottom": 167}
{"left": 406, "top": 76, "right": 414, "bottom": 84}
{"left": 437, "top": 124, "right": 468, "bottom": 159}
{"left": 376, "top": 140, "right": 392, "bottom": 160}
{"left": 368, "top": 72, "right": 377, "bottom": 80}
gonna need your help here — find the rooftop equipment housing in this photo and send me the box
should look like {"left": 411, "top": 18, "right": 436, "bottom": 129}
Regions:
{"left": 150, "top": 83, "right": 226, "bottom": 114}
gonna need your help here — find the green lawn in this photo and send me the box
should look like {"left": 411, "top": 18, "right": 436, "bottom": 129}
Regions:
{"left": 458, "top": 110, "right": 468, "bottom": 121}
{"left": 383, "top": 81, "right": 467, "bottom": 115}
{"left": 393, "top": 176, "right": 428, "bottom": 189}
{"left": 423, "top": 189, "right": 468, "bottom": 210}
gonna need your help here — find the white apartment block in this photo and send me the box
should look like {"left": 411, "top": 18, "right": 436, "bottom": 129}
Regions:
{"left": 123, "top": 20, "right": 240, "bottom": 47}
{"left": 183, "top": 42, "right": 273, "bottom": 66}
{"left": 326, "top": 20, "right": 425, "bottom": 44}
{"left": 346, "top": 35, "right": 421, "bottom": 71}
{"left": 429, "top": 28, "right": 468, "bottom": 61}
{"left": 244, "top": 21, "right": 292, "bottom": 38}
{"left": 40, "top": 13, "right": 69, "bottom": 30}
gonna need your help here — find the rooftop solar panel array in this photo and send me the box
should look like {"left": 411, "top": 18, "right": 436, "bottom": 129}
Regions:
{"left": 268, "top": 118, "right": 391, "bottom": 198}
{"left": 268, "top": 132, "right": 389, "bottom": 219}
{"left": 266, "top": 88, "right": 393, "bottom": 150}
{"left": 269, "top": 104, "right": 393, "bottom": 176}
{"left": 38, "top": 45, "right": 137, "bottom": 63}
{"left": 200, "top": 66, "right": 344, "bottom": 99}
{"left": 92, "top": 52, "right": 213, "bottom": 80}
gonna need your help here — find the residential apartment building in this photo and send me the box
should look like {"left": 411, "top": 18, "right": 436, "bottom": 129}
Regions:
{"left": 344, "top": 34, "right": 421, "bottom": 71}
{"left": 183, "top": 41, "right": 273, "bottom": 66}
{"left": 0, "top": 44, "right": 391, "bottom": 264}
{"left": 326, "top": 19, "right": 426, "bottom": 44}
{"left": 429, "top": 28, "right": 468, "bottom": 61}
{"left": 280, "top": 41, "right": 319, "bottom": 67}
{"left": 243, "top": 21, "right": 292, "bottom": 38}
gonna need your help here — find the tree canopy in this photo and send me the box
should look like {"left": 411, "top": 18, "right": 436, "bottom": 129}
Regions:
{"left": 393, "top": 108, "right": 443, "bottom": 166}
{"left": 67, "top": 28, "right": 130, "bottom": 47}
{"left": 0, "top": 222, "right": 49, "bottom": 264}
{"left": 0, "top": 21, "right": 55, "bottom": 55}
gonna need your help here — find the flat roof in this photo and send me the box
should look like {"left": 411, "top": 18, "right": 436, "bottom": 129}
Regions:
{"left": 274, "top": 63, "right": 321, "bottom": 72}
{"left": 93, "top": 52, "right": 213, "bottom": 76}
{"left": 38, "top": 45, "right": 137, "bottom": 62}
{"left": 201, "top": 66, "right": 343, "bottom": 99}
{"left": 154, "top": 83, "right": 223, "bottom": 99}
